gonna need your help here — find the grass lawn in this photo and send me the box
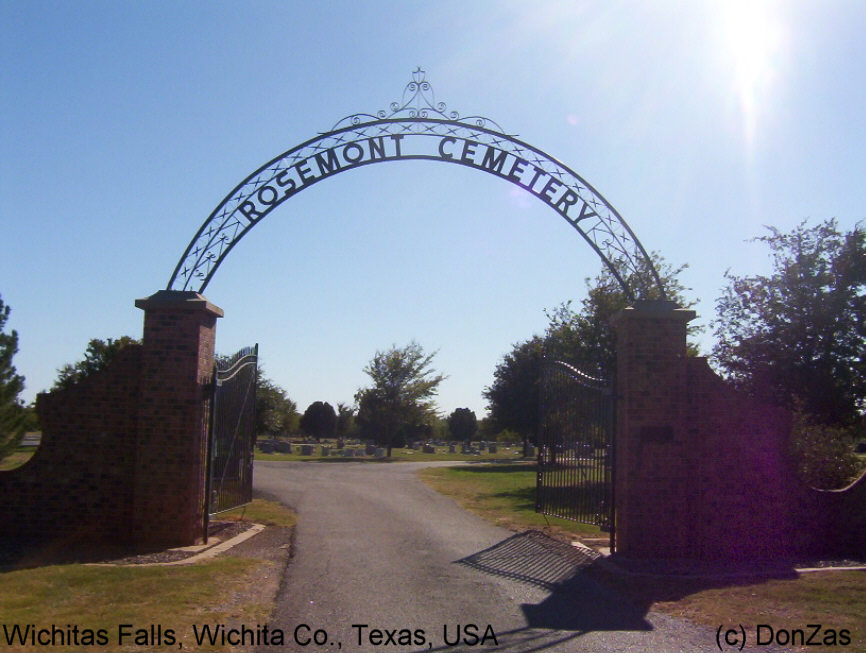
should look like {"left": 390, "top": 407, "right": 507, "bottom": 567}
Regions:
{"left": 0, "top": 499, "right": 294, "bottom": 653}
{"left": 419, "top": 462, "right": 866, "bottom": 651}
{"left": 219, "top": 497, "right": 297, "bottom": 527}
{"left": 420, "top": 464, "right": 604, "bottom": 539}
{"left": 1, "top": 557, "right": 265, "bottom": 652}
{"left": 0, "top": 446, "right": 36, "bottom": 472}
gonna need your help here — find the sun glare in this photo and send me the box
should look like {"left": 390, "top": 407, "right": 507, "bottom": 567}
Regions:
{"left": 718, "top": 0, "right": 786, "bottom": 148}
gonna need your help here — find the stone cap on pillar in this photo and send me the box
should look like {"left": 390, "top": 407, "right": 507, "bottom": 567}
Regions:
{"left": 135, "top": 290, "right": 224, "bottom": 318}
{"left": 611, "top": 299, "right": 696, "bottom": 326}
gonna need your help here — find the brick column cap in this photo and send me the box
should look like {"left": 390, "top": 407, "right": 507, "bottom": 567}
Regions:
{"left": 611, "top": 300, "right": 696, "bottom": 326}
{"left": 134, "top": 290, "right": 224, "bottom": 318}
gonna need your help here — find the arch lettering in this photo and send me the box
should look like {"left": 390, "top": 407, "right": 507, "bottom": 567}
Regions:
{"left": 168, "top": 69, "right": 664, "bottom": 300}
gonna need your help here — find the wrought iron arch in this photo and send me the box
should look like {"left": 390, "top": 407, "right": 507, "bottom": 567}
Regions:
{"left": 169, "top": 68, "right": 665, "bottom": 301}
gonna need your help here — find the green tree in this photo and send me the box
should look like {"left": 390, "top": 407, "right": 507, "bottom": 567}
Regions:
{"left": 0, "top": 295, "right": 28, "bottom": 461}
{"left": 354, "top": 341, "right": 445, "bottom": 457}
{"left": 476, "top": 416, "right": 498, "bottom": 440}
{"left": 544, "top": 252, "right": 698, "bottom": 374}
{"left": 712, "top": 219, "right": 865, "bottom": 426}
{"left": 300, "top": 401, "right": 337, "bottom": 441}
{"left": 483, "top": 336, "right": 544, "bottom": 448}
{"left": 255, "top": 372, "right": 299, "bottom": 437}
{"left": 335, "top": 402, "right": 356, "bottom": 437}
{"left": 447, "top": 407, "right": 478, "bottom": 442}
{"left": 789, "top": 413, "right": 862, "bottom": 489}
{"left": 484, "top": 253, "right": 695, "bottom": 449}
{"left": 53, "top": 336, "right": 140, "bottom": 389}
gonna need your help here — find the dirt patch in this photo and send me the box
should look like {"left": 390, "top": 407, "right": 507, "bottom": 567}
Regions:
{"left": 100, "top": 520, "right": 258, "bottom": 565}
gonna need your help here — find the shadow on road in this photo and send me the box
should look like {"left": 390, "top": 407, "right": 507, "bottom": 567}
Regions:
{"left": 420, "top": 530, "right": 799, "bottom": 652}
{"left": 457, "top": 531, "right": 651, "bottom": 633}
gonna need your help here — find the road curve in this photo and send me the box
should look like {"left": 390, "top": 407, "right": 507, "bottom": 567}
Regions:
{"left": 254, "top": 460, "right": 718, "bottom": 653}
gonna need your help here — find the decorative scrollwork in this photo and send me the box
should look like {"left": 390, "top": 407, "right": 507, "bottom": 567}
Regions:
{"left": 330, "top": 67, "right": 508, "bottom": 134}
{"left": 168, "top": 69, "right": 666, "bottom": 301}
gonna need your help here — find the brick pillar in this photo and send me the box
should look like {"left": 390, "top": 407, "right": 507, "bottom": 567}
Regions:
{"left": 611, "top": 300, "right": 696, "bottom": 558}
{"left": 133, "top": 290, "right": 223, "bottom": 546}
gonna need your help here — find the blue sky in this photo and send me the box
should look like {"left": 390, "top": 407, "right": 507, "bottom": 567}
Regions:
{"left": 1, "top": 1, "right": 864, "bottom": 417}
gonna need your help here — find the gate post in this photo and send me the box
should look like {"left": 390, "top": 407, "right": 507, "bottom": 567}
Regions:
{"left": 133, "top": 290, "right": 223, "bottom": 546}
{"left": 611, "top": 300, "right": 696, "bottom": 558}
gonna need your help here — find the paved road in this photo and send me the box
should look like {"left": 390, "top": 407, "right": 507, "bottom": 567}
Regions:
{"left": 254, "top": 461, "right": 719, "bottom": 653}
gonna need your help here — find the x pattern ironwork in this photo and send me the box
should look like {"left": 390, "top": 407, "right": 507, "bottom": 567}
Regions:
{"left": 168, "top": 69, "right": 664, "bottom": 300}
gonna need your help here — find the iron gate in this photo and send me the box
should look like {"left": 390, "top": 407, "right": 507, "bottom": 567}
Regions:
{"left": 537, "top": 359, "right": 615, "bottom": 548}
{"left": 207, "top": 344, "right": 258, "bottom": 518}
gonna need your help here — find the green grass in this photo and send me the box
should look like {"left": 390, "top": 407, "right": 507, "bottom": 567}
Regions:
{"left": 419, "top": 463, "right": 603, "bottom": 538}
{"left": 220, "top": 497, "right": 297, "bottom": 527}
{"left": 0, "top": 557, "right": 267, "bottom": 652}
{"left": 0, "top": 446, "right": 36, "bottom": 471}
{"left": 0, "top": 498, "right": 296, "bottom": 652}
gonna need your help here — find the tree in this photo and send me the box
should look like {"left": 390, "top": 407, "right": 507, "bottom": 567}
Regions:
{"left": 335, "top": 402, "right": 356, "bottom": 437}
{"left": 483, "top": 336, "right": 544, "bottom": 447}
{"left": 255, "top": 372, "right": 299, "bottom": 437}
{"left": 484, "top": 253, "right": 695, "bottom": 448}
{"left": 544, "top": 252, "right": 699, "bottom": 374}
{"left": 300, "top": 401, "right": 337, "bottom": 440}
{"left": 0, "top": 295, "right": 28, "bottom": 461}
{"left": 712, "top": 219, "right": 865, "bottom": 427}
{"left": 354, "top": 341, "right": 445, "bottom": 457}
{"left": 447, "top": 407, "right": 478, "bottom": 442}
{"left": 789, "top": 413, "right": 862, "bottom": 489}
{"left": 53, "top": 336, "right": 140, "bottom": 389}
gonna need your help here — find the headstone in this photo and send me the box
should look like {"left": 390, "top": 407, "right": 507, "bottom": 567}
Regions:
{"left": 375, "top": 448, "right": 386, "bottom": 457}
{"left": 479, "top": 441, "right": 487, "bottom": 450}
{"left": 488, "top": 444, "right": 497, "bottom": 454}
{"left": 275, "top": 441, "right": 292, "bottom": 453}
{"left": 337, "top": 439, "right": 345, "bottom": 449}
{"left": 365, "top": 443, "right": 376, "bottom": 456}
{"left": 343, "top": 449, "right": 354, "bottom": 457}
{"left": 259, "top": 440, "right": 275, "bottom": 453}
{"left": 423, "top": 444, "right": 436, "bottom": 454}
{"left": 448, "top": 444, "right": 456, "bottom": 453}
{"left": 321, "top": 446, "right": 329, "bottom": 456}
{"left": 301, "top": 444, "right": 314, "bottom": 456}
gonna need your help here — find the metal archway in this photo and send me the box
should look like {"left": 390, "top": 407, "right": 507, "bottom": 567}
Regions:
{"left": 169, "top": 68, "right": 665, "bottom": 301}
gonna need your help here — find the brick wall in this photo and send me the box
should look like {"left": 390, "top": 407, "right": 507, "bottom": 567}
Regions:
{"left": 613, "top": 301, "right": 866, "bottom": 560}
{"left": 0, "top": 346, "right": 142, "bottom": 542}
{"left": 795, "top": 464, "right": 866, "bottom": 557}
{"left": 0, "top": 291, "right": 222, "bottom": 547}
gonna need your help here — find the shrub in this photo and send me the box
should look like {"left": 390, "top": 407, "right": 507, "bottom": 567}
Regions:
{"left": 494, "top": 429, "right": 522, "bottom": 444}
{"left": 790, "top": 414, "right": 864, "bottom": 489}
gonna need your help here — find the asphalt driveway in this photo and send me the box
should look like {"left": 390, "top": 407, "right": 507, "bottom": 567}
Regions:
{"left": 253, "top": 460, "right": 719, "bottom": 653}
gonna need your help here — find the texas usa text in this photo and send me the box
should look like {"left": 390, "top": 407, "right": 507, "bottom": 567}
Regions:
{"left": 3, "top": 622, "right": 499, "bottom": 649}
